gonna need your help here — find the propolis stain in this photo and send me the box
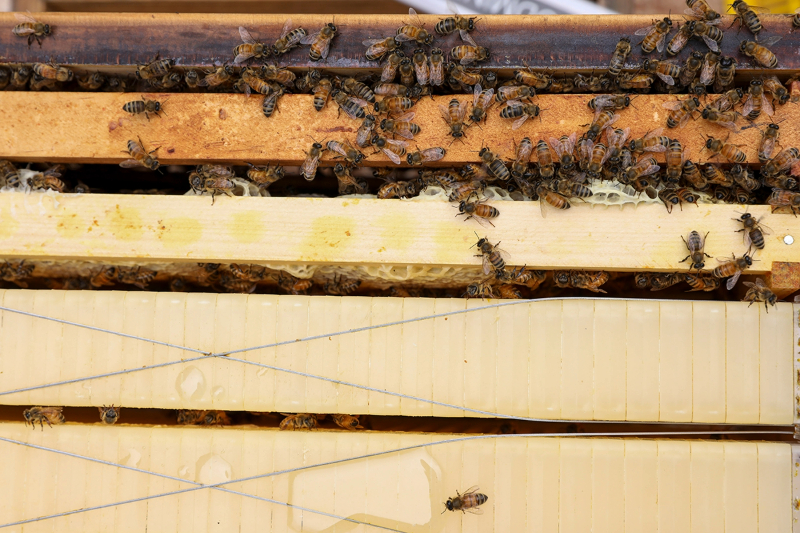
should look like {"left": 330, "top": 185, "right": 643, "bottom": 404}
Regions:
{"left": 298, "top": 215, "right": 355, "bottom": 260}
{"left": 159, "top": 217, "right": 202, "bottom": 249}
{"left": 229, "top": 211, "right": 264, "bottom": 244}
{"left": 104, "top": 205, "right": 143, "bottom": 241}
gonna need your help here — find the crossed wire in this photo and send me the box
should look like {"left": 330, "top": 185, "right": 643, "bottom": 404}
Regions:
{"left": 0, "top": 296, "right": 792, "bottom": 528}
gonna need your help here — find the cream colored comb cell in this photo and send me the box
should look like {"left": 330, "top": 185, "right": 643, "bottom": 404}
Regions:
{"left": 0, "top": 290, "right": 794, "bottom": 424}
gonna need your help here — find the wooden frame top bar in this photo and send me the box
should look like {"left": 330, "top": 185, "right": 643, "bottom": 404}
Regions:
{"left": 0, "top": 13, "right": 797, "bottom": 71}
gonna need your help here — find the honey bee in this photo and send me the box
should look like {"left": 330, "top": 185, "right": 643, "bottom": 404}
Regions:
{"left": 734, "top": 212, "right": 770, "bottom": 250}
{"left": 410, "top": 48, "right": 429, "bottom": 86}
{"left": 761, "top": 76, "right": 788, "bottom": 106}
{"left": 548, "top": 133, "right": 577, "bottom": 173}
{"left": 377, "top": 178, "right": 417, "bottom": 199}
{"left": 608, "top": 37, "right": 632, "bottom": 77}
{"left": 692, "top": 20, "right": 723, "bottom": 52}
{"left": 364, "top": 36, "right": 401, "bottom": 61}
{"left": 729, "top": 164, "right": 759, "bottom": 192}
{"left": 634, "top": 272, "right": 653, "bottom": 289}
{"left": 99, "top": 405, "right": 120, "bottom": 425}
{"left": 713, "top": 56, "right": 737, "bottom": 93}
{"left": 680, "top": 230, "right": 711, "bottom": 270}
{"left": 628, "top": 128, "right": 668, "bottom": 154}
{"left": 685, "top": 273, "right": 720, "bottom": 291}
{"left": 742, "top": 278, "right": 777, "bottom": 312}
{"left": 301, "top": 22, "right": 337, "bottom": 61}
{"left": 307, "top": 77, "right": 332, "bottom": 111}
{"left": 499, "top": 100, "right": 541, "bottom": 130}
{"left": 509, "top": 136, "right": 533, "bottom": 180}
{"left": 435, "top": 98, "right": 468, "bottom": 140}
{"left": 587, "top": 94, "right": 631, "bottom": 116}
{"left": 665, "top": 21, "right": 694, "bottom": 56}
{"left": 380, "top": 112, "right": 419, "bottom": 140}
{"left": 298, "top": 141, "right": 323, "bottom": 181}
{"left": 340, "top": 76, "right": 375, "bottom": 103}
{"left": 429, "top": 48, "right": 445, "bottom": 86}
{"left": 407, "top": 147, "right": 446, "bottom": 166}
{"left": 272, "top": 19, "right": 306, "bottom": 56}
{"left": 701, "top": 163, "right": 732, "bottom": 188}
{"left": 116, "top": 266, "right": 156, "bottom": 289}
{"left": 239, "top": 69, "right": 271, "bottom": 96}
{"left": 121, "top": 137, "right": 160, "bottom": 171}
{"left": 379, "top": 50, "right": 405, "bottom": 82}
{"left": 488, "top": 284, "right": 518, "bottom": 299}
{"left": 332, "top": 89, "right": 368, "bottom": 120}
{"left": 270, "top": 271, "right": 312, "bottom": 295}
{"left": 87, "top": 266, "right": 117, "bottom": 288}
{"left": 557, "top": 270, "right": 609, "bottom": 293}
{"left": 661, "top": 139, "right": 686, "bottom": 184}
{"left": 73, "top": 71, "right": 104, "bottom": 91}
{"left": 350, "top": 115, "right": 376, "bottom": 150}
{"left": 533, "top": 140, "right": 556, "bottom": 179}
{"left": 398, "top": 58, "right": 415, "bottom": 87}
{"left": 29, "top": 73, "right": 56, "bottom": 91}
{"left": 295, "top": 68, "right": 321, "bottom": 93}
{"left": 498, "top": 266, "right": 546, "bottom": 289}
{"left": 435, "top": 8, "right": 478, "bottom": 42}
{"left": 636, "top": 17, "right": 673, "bottom": 54}
{"left": 395, "top": 8, "right": 434, "bottom": 44}
{"left": 32, "top": 62, "right": 73, "bottom": 82}
{"left": 700, "top": 108, "right": 738, "bottom": 134}
{"left": 327, "top": 139, "right": 365, "bottom": 166}
{"left": 135, "top": 56, "right": 174, "bottom": 81}
{"left": 463, "top": 282, "right": 494, "bottom": 299}
{"left": 467, "top": 84, "right": 494, "bottom": 124}
{"left": 617, "top": 73, "right": 653, "bottom": 90}
{"left": 643, "top": 59, "right": 680, "bottom": 86}
{"left": 473, "top": 235, "right": 506, "bottom": 275}
{"left": 514, "top": 67, "right": 552, "bottom": 90}
{"left": 457, "top": 199, "right": 499, "bottom": 226}
{"left": 189, "top": 170, "right": 235, "bottom": 205}
{"left": 713, "top": 252, "right": 753, "bottom": 289}
{"left": 23, "top": 406, "right": 64, "bottom": 429}
{"left": 29, "top": 167, "right": 66, "bottom": 192}
{"left": 0, "top": 67, "right": 10, "bottom": 90}
{"left": 373, "top": 95, "right": 413, "bottom": 116}
{"left": 10, "top": 65, "right": 31, "bottom": 89}
{"left": 448, "top": 63, "right": 483, "bottom": 88}
{"left": 178, "top": 410, "right": 231, "bottom": 426}
{"left": 177, "top": 69, "right": 198, "bottom": 89}
{"left": 623, "top": 156, "right": 660, "bottom": 184}
{"left": 332, "top": 414, "right": 364, "bottom": 430}
{"left": 686, "top": 0, "right": 721, "bottom": 20}
{"left": 762, "top": 174, "right": 797, "bottom": 190}
{"left": 763, "top": 148, "right": 800, "bottom": 178}
{"left": 122, "top": 97, "right": 167, "bottom": 120}
{"left": 261, "top": 64, "right": 296, "bottom": 87}
{"left": 451, "top": 45, "right": 490, "bottom": 66}
{"left": 233, "top": 26, "right": 270, "bottom": 64}
{"left": 474, "top": 146, "right": 507, "bottom": 181}
{"left": 649, "top": 272, "right": 684, "bottom": 291}
{"left": 708, "top": 90, "right": 744, "bottom": 116}
{"left": 373, "top": 83, "right": 409, "bottom": 97}
{"left": 663, "top": 96, "right": 700, "bottom": 128}
{"left": 323, "top": 275, "right": 361, "bottom": 296}
{"left": 495, "top": 85, "right": 534, "bottom": 104}
{"left": 704, "top": 135, "right": 747, "bottom": 163}
{"left": 585, "top": 110, "right": 618, "bottom": 141}
{"left": 743, "top": 80, "right": 773, "bottom": 120}
{"left": 448, "top": 180, "right": 485, "bottom": 202}
{"left": 198, "top": 65, "right": 234, "bottom": 87}
{"left": 229, "top": 264, "right": 267, "bottom": 282}
{"left": 246, "top": 163, "right": 284, "bottom": 189}
{"left": 676, "top": 51, "right": 703, "bottom": 87}
{"left": 740, "top": 38, "right": 780, "bottom": 68}
{"left": 663, "top": 187, "right": 699, "bottom": 212}
{"left": 536, "top": 183, "right": 571, "bottom": 217}
{"left": 13, "top": 12, "right": 52, "bottom": 47}
{"left": 730, "top": 0, "right": 767, "bottom": 39}
{"left": 334, "top": 163, "right": 369, "bottom": 195}
{"left": 768, "top": 189, "right": 800, "bottom": 214}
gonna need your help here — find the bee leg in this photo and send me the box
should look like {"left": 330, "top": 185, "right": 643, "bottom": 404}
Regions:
{"left": 679, "top": 255, "right": 691, "bottom": 263}
{"left": 145, "top": 112, "right": 150, "bottom": 121}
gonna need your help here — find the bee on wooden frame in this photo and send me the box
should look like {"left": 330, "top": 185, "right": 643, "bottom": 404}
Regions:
{"left": 332, "top": 414, "right": 364, "bottom": 430}
{"left": 23, "top": 406, "right": 64, "bottom": 429}
{"left": 13, "top": 12, "right": 52, "bottom": 46}
{"left": 742, "top": 278, "right": 777, "bottom": 312}
{"left": 301, "top": 21, "right": 338, "bottom": 61}
{"left": 99, "top": 405, "right": 120, "bottom": 425}
{"left": 280, "top": 413, "right": 318, "bottom": 430}
{"left": 679, "top": 230, "right": 711, "bottom": 270}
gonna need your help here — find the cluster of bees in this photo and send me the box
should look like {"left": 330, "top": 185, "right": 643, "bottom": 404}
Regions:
{"left": 22, "top": 405, "right": 119, "bottom": 428}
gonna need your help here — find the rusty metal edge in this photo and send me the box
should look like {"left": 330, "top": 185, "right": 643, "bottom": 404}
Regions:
{"left": 0, "top": 13, "right": 798, "bottom": 72}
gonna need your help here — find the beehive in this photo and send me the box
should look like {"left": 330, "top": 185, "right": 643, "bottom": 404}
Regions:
{"left": 1, "top": 8, "right": 800, "bottom": 532}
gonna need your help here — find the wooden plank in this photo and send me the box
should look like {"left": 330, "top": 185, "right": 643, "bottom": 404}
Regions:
{"left": 1, "top": 92, "right": 798, "bottom": 166}
{"left": 0, "top": 290, "right": 794, "bottom": 424}
{"left": 1, "top": 12, "right": 798, "bottom": 72}
{"left": 42, "top": 0, "right": 413, "bottom": 15}
{"left": 0, "top": 194, "right": 796, "bottom": 275}
{"left": 0, "top": 424, "right": 793, "bottom": 533}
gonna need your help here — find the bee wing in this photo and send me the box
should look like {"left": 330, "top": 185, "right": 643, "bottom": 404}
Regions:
{"left": 351, "top": 96, "right": 369, "bottom": 108}
{"left": 239, "top": 26, "right": 257, "bottom": 44}
{"left": 119, "top": 159, "right": 144, "bottom": 168}
{"left": 14, "top": 12, "right": 37, "bottom": 23}
{"left": 655, "top": 71, "right": 676, "bottom": 86}
{"left": 726, "top": 269, "right": 742, "bottom": 290}
{"left": 460, "top": 29, "right": 477, "bottom": 47}
{"left": 742, "top": 94, "right": 755, "bottom": 117}
{"left": 300, "top": 154, "right": 320, "bottom": 179}
{"left": 473, "top": 83, "right": 483, "bottom": 106}
{"left": 386, "top": 138, "right": 409, "bottom": 148}
{"left": 539, "top": 196, "right": 549, "bottom": 218}
{"left": 362, "top": 38, "right": 388, "bottom": 46}
{"left": 465, "top": 507, "right": 485, "bottom": 515}
{"left": 762, "top": 94, "right": 774, "bottom": 117}
{"left": 762, "top": 35, "right": 782, "bottom": 46}
{"left": 678, "top": 111, "right": 693, "bottom": 128}
{"left": 761, "top": 137, "right": 775, "bottom": 160}
{"left": 457, "top": 100, "right": 470, "bottom": 121}
{"left": 394, "top": 111, "right": 415, "bottom": 122}
{"left": 234, "top": 51, "right": 255, "bottom": 65}
{"left": 482, "top": 255, "right": 492, "bottom": 275}
{"left": 318, "top": 37, "right": 333, "bottom": 60}
{"left": 394, "top": 33, "right": 416, "bottom": 43}
{"left": 548, "top": 137, "right": 564, "bottom": 157}
{"left": 662, "top": 100, "right": 684, "bottom": 111}
{"left": 567, "top": 132, "right": 578, "bottom": 152}
{"left": 634, "top": 25, "right": 656, "bottom": 36}
{"left": 656, "top": 33, "right": 667, "bottom": 53}
{"left": 512, "top": 114, "right": 529, "bottom": 130}
{"left": 640, "top": 163, "right": 661, "bottom": 176}
{"left": 422, "top": 148, "right": 446, "bottom": 161}
{"left": 644, "top": 127, "right": 664, "bottom": 139}
{"left": 699, "top": 63, "right": 715, "bottom": 85}
{"left": 279, "top": 18, "right": 293, "bottom": 40}
{"left": 718, "top": 121, "right": 738, "bottom": 131}
{"left": 381, "top": 147, "right": 403, "bottom": 165}
{"left": 755, "top": 277, "right": 769, "bottom": 289}
{"left": 407, "top": 8, "right": 425, "bottom": 28}
{"left": 479, "top": 89, "right": 495, "bottom": 109}
{"left": 340, "top": 103, "right": 364, "bottom": 121}
{"left": 699, "top": 34, "right": 720, "bottom": 51}
{"left": 439, "top": 104, "right": 453, "bottom": 124}
{"left": 300, "top": 30, "right": 320, "bottom": 45}
{"left": 414, "top": 62, "right": 429, "bottom": 86}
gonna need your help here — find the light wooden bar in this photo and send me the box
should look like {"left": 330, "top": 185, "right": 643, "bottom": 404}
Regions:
{"left": 0, "top": 290, "right": 793, "bottom": 424}
{"left": 0, "top": 92, "right": 797, "bottom": 166}
{"left": 0, "top": 194, "right": 796, "bottom": 275}
{"left": 0, "top": 423, "right": 792, "bottom": 532}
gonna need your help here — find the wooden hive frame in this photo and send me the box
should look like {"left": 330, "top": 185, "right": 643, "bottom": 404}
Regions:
{"left": 2, "top": 8, "right": 800, "bottom": 532}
